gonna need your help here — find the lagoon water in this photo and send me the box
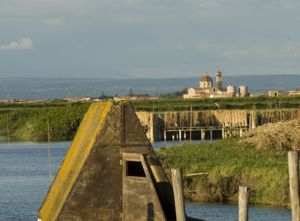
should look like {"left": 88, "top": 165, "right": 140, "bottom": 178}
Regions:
{"left": 0, "top": 141, "right": 291, "bottom": 221}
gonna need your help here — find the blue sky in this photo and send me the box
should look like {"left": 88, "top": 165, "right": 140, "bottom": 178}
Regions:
{"left": 0, "top": 0, "right": 299, "bottom": 78}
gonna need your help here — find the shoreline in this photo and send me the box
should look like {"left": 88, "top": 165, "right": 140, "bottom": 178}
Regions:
{"left": 157, "top": 138, "right": 291, "bottom": 208}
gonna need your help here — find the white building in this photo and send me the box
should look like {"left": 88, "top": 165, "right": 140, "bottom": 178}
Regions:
{"left": 183, "top": 70, "right": 249, "bottom": 99}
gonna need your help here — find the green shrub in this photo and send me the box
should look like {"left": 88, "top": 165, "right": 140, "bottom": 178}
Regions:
{"left": 0, "top": 103, "right": 89, "bottom": 141}
{"left": 157, "top": 138, "right": 289, "bottom": 206}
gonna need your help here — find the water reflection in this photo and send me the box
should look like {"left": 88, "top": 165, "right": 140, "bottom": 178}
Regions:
{"left": 0, "top": 141, "right": 292, "bottom": 221}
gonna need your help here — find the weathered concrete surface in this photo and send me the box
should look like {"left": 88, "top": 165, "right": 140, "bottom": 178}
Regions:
{"left": 136, "top": 111, "right": 159, "bottom": 142}
{"left": 38, "top": 101, "right": 183, "bottom": 221}
{"left": 122, "top": 153, "right": 166, "bottom": 221}
{"left": 38, "top": 102, "right": 112, "bottom": 221}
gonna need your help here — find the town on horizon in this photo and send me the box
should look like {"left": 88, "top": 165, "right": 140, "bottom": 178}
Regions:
{"left": 1, "top": 72, "right": 300, "bottom": 103}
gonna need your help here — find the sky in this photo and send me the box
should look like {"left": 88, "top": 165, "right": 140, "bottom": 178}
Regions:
{"left": 0, "top": 0, "right": 299, "bottom": 78}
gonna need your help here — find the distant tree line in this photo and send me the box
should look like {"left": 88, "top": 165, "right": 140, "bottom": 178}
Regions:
{"left": 94, "top": 88, "right": 188, "bottom": 99}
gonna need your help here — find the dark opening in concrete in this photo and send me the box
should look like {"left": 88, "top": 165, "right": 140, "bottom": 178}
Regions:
{"left": 126, "top": 161, "right": 146, "bottom": 177}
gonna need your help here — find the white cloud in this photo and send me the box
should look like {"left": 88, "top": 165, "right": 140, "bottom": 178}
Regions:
{"left": 0, "top": 38, "right": 33, "bottom": 50}
{"left": 45, "top": 18, "right": 64, "bottom": 26}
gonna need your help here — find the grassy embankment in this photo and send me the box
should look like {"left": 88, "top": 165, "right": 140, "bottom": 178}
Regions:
{"left": 1, "top": 95, "right": 300, "bottom": 140}
{"left": 0, "top": 101, "right": 89, "bottom": 141}
{"left": 157, "top": 138, "right": 290, "bottom": 207}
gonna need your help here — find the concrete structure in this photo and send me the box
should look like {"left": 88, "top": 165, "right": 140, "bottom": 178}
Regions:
{"left": 268, "top": 89, "right": 281, "bottom": 97}
{"left": 227, "top": 84, "right": 236, "bottom": 97}
{"left": 199, "top": 72, "right": 213, "bottom": 89}
{"left": 216, "top": 70, "right": 223, "bottom": 90}
{"left": 289, "top": 89, "right": 300, "bottom": 96}
{"left": 38, "top": 101, "right": 201, "bottom": 221}
{"left": 239, "top": 86, "right": 249, "bottom": 97}
{"left": 136, "top": 108, "right": 300, "bottom": 142}
{"left": 183, "top": 70, "right": 249, "bottom": 99}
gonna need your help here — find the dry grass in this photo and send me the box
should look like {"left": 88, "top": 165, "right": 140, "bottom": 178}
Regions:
{"left": 240, "top": 119, "right": 300, "bottom": 151}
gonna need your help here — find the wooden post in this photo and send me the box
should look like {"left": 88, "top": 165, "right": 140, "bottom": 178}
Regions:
{"left": 179, "top": 130, "right": 182, "bottom": 140}
{"left": 171, "top": 169, "right": 186, "bottom": 221}
{"left": 239, "top": 186, "right": 249, "bottom": 221}
{"left": 239, "top": 128, "right": 243, "bottom": 137}
{"left": 189, "top": 105, "right": 192, "bottom": 142}
{"left": 210, "top": 130, "right": 213, "bottom": 141}
{"left": 6, "top": 114, "right": 9, "bottom": 143}
{"left": 288, "top": 151, "right": 300, "bottom": 221}
{"left": 47, "top": 121, "right": 53, "bottom": 181}
{"left": 163, "top": 130, "right": 167, "bottom": 141}
{"left": 222, "top": 127, "right": 225, "bottom": 139}
{"left": 251, "top": 111, "right": 257, "bottom": 129}
{"left": 201, "top": 129, "right": 205, "bottom": 140}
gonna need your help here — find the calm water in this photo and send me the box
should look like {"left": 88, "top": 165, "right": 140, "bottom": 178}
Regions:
{"left": 0, "top": 141, "right": 291, "bottom": 221}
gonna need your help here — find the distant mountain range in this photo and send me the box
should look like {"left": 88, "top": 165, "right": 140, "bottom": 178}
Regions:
{"left": 0, "top": 75, "right": 299, "bottom": 100}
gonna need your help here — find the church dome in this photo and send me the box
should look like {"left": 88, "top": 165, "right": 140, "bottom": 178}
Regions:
{"left": 200, "top": 72, "right": 213, "bottom": 82}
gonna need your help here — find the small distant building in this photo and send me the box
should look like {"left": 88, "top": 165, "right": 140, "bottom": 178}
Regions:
{"left": 288, "top": 89, "right": 300, "bottom": 96}
{"left": 268, "top": 89, "right": 281, "bottom": 97}
{"left": 200, "top": 72, "right": 213, "bottom": 88}
{"left": 114, "top": 96, "right": 138, "bottom": 101}
{"left": 114, "top": 96, "right": 158, "bottom": 101}
{"left": 216, "top": 70, "right": 223, "bottom": 90}
{"left": 226, "top": 84, "right": 236, "bottom": 97}
{"left": 183, "top": 70, "right": 250, "bottom": 99}
{"left": 0, "top": 98, "right": 18, "bottom": 103}
{"left": 185, "top": 88, "right": 207, "bottom": 98}
{"left": 239, "top": 86, "right": 249, "bottom": 97}
{"left": 183, "top": 71, "right": 220, "bottom": 99}
{"left": 81, "top": 97, "right": 91, "bottom": 101}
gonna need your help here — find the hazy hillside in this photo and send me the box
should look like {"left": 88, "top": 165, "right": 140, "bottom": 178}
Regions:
{"left": 0, "top": 75, "right": 299, "bottom": 100}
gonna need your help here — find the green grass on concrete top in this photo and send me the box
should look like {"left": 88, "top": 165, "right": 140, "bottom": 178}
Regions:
{"left": 157, "top": 138, "right": 289, "bottom": 206}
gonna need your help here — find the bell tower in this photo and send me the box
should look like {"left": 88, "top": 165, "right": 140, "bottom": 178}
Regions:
{"left": 216, "top": 70, "right": 223, "bottom": 90}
